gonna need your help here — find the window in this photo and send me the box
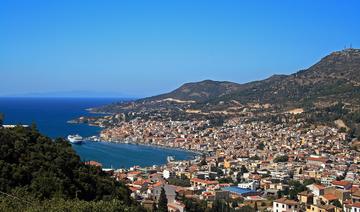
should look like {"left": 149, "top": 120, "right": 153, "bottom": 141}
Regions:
{"left": 276, "top": 204, "right": 279, "bottom": 207}
{"left": 282, "top": 205, "right": 285, "bottom": 208}
{"left": 295, "top": 205, "right": 297, "bottom": 208}
{"left": 289, "top": 205, "right": 292, "bottom": 209}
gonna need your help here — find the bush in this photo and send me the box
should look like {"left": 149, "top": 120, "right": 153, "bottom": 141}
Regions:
{"left": 274, "top": 155, "right": 289, "bottom": 163}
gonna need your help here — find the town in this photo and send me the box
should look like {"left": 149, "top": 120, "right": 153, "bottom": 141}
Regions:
{"left": 82, "top": 107, "right": 360, "bottom": 212}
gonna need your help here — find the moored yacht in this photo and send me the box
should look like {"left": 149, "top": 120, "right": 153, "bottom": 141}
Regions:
{"left": 67, "top": 134, "right": 83, "bottom": 144}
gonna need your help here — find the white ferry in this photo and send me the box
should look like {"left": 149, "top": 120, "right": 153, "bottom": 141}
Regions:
{"left": 67, "top": 134, "right": 83, "bottom": 144}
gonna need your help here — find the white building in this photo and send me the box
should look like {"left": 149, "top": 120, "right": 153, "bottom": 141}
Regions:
{"left": 273, "top": 198, "right": 299, "bottom": 212}
{"left": 163, "top": 170, "right": 175, "bottom": 179}
{"left": 238, "top": 180, "right": 259, "bottom": 190}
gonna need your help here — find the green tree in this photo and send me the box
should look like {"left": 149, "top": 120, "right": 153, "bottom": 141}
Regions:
{"left": 218, "top": 177, "right": 234, "bottom": 184}
{"left": 257, "top": 142, "right": 265, "bottom": 150}
{"left": 168, "top": 176, "right": 191, "bottom": 187}
{"left": 158, "top": 187, "right": 168, "bottom": 212}
{"left": 231, "top": 201, "right": 238, "bottom": 208}
{"left": 274, "top": 155, "right": 289, "bottom": 163}
{"left": 0, "top": 126, "right": 142, "bottom": 211}
{"left": 237, "top": 205, "right": 256, "bottom": 212}
{"left": 240, "top": 165, "right": 249, "bottom": 174}
{"left": 211, "top": 200, "right": 230, "bottom": 212}
{"left": 332, "top": 199, "right": 342, "bottom": 208}
{"left": 199, "top": 154, "right": 207, "bottom": 166}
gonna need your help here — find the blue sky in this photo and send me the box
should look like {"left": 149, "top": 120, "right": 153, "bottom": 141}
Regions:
{"left": 1, "top": 0, "right": 359, "bottom": 97}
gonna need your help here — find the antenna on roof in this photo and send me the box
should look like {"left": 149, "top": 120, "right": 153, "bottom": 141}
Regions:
{"left": 350, "top": 43, "right": 352, "bottom": 49}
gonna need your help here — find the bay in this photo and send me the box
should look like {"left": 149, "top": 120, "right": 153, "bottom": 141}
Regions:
{"left": 0, "top": 97, "right": 196, "bottom": 168}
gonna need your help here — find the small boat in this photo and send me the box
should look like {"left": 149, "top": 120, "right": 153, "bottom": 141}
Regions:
{"left": 67, "top": 134, "right": 83, "bottom": 144}
{"left": 167, "top": 156, "right": 175, "bottom": 163}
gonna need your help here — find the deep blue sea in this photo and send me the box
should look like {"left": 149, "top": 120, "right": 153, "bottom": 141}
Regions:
{"left": 0, "top": 97, "right": 196, "bottom": 168}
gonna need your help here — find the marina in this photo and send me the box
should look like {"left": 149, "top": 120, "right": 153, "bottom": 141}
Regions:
{"left": 0, "top": 97, "right": 196, "bottom": 169}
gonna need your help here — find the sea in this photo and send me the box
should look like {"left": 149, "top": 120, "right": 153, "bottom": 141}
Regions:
{"left": 0, "top": 97, "right": 196, "bottom": 168}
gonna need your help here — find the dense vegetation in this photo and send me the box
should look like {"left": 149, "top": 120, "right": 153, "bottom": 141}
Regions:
{"left": 167, "top": 175, "right": 191, "bottom": 187}
{"left": 179, "top": 194, "right": 257, "bottom": 212}
{"left": 0, "top": 125, "right": 143, "bottom": 211}
{"left": 158, "top": 187, "right": 168, "bottom": 212}
{"left": 273, "top": 155, "right": 289, "bottom": 163}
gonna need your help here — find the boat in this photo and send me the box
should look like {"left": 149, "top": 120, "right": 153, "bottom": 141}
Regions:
{"left": 167, "top": 156, "right": 175, "bottom": 163}
{"left": 67, "top": 134, "right": 83, "bottom": 144}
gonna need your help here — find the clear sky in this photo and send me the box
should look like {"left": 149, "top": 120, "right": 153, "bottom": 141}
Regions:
{"left": 1, "top": 0, "right": 359, "bottom": 98}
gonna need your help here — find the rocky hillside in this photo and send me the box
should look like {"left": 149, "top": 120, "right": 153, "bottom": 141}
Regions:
{"left": 96, "top": 48, "right": 360, "bottom": 113}
{"left": 207, "top": 48, "right": 360, "bottom": 109}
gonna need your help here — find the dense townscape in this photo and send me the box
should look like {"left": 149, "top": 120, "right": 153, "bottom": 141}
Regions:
{"left": 1, "top": 48, "right": 360, "bottom": 211}
{"left": 65, "top": 48, "right": 360, "bottom": 212}
{"left": 81, "top": 105, "right": 359, "bottom": 212}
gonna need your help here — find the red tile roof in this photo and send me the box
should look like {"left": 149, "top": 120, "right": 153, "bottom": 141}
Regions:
{"left": 331, "top": 180, "right": 352, "bottom": 187}
{"left": 352, "top": 202, "right": 360, "bottom": 208}
{"left": 313, "top": 184, "right": 326, "bottom": 190}
{"left": 322, "top": 194, "right": 338, "bottom": 201}
{"left": 127, "top": 171, "right": 142, "bottom": 176}
{"left": 275, "top": 198, "right": 299, "bottom": 205}
{"left": 307, "top": 157, "right": 328, "bottom": 163}
{"left": 191, "top": 178, "right": 218, "bottom": 185}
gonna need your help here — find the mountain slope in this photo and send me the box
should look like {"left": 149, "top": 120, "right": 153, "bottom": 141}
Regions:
{"left": 95, "top": 48, "right": 360, "bottom": 113}
{"left": 143, "top": 80, "right": 242, "bottom": 102}
{"left": 205, "top": 48, "right": 360, "bottom": 109}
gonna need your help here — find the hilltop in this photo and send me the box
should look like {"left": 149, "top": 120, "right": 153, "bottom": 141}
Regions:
{"left": 91, "top": 49, "right": 360, "bottom": 137}
{"left": 95, "top": 48, "right": 360, "bottom": 110}
{"left": 143, "top": 80, "right": 242, "bottom": 102}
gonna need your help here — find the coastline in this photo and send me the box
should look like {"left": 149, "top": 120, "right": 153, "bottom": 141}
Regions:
{"left": 86, "top": 137, "right": 204, "bottom": 157}
{"left": 105, "top": 139, "right": 204, "bottom": 156}
{"left": 80, "top": 117, "right": 204, "bottom": 156}
{"left": 73, "top": 140, "right": 199, "bottom": 169}
{"left": 71, "top": 106, "right": 204, "bottom": 164}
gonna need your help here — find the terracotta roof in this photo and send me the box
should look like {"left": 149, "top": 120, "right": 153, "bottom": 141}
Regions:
{"left": 190, "top": 178, "right": 218, "bottom": 185}
{"left": 298, "top": 190, "right": 313, "bottom": 196}
{"left": 352, "top": 189, "right": 360, "bottom": 197}
{"left": 129, "top": 187, "right": 140, "bottom": 192}
{"left": 127, "top": 171, "right": 142, "bottom": 176}
{"left": 313, "top": 184, "right": 326, "bottom": 190}
{"left": 152, "top": 182, "right": 163, "bottom": 187}
{"left": 275, "top": 197, "right": 299, "bottom": 205}
{"left": 133, "top": 179, "right": 149, "bottom": 186}
{"left": 307, "top": 157, "right": 328, "bottom": 163}
{"left": 352, "top": 202, "right": 360, "bottom": 208}
{"left": 322, "top": 194, "right": 338, "bottom": 201}
{"left": 331, "top": 180, "right": 352, "bottom": 187}
{"left": 317, "top": 204, "right": 336, "bottom": 210}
